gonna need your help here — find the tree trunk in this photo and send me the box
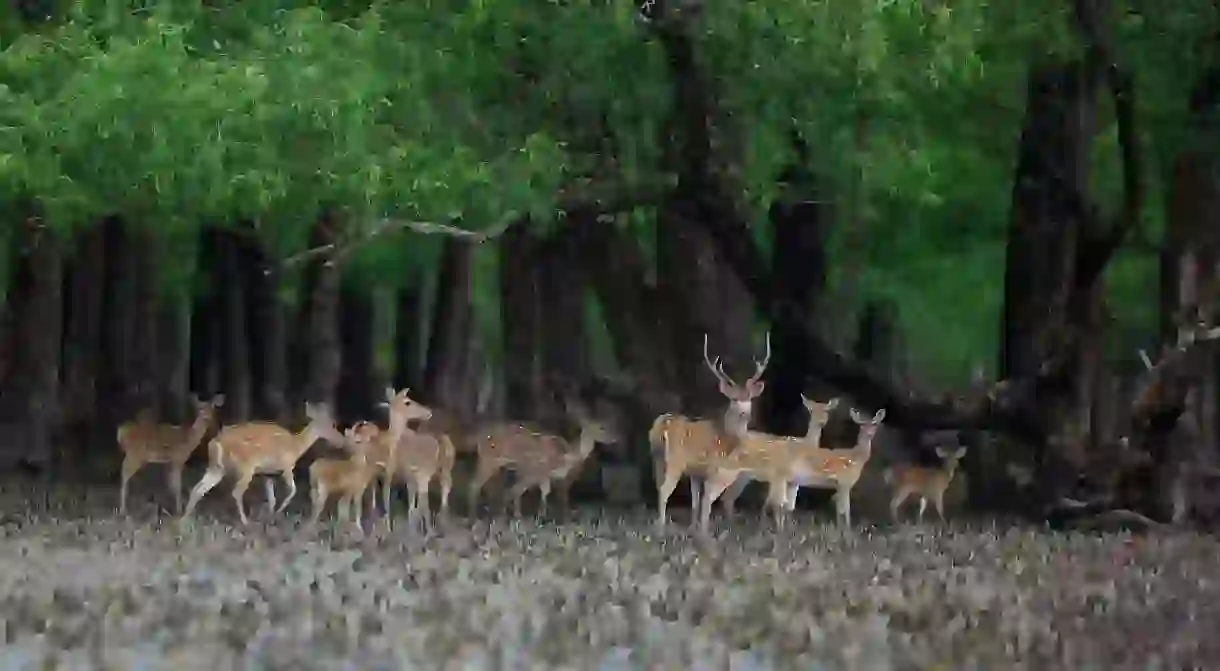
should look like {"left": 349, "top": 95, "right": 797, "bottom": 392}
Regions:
{"left": 761, "top": 144, "right": 831, "bottom": 437}
{"left": 188, "top": 227, "right": 221, "bottom": 400}
{"left": 302, "top": 215, "right": 343, "bottom": 409}
{"left": 60, "top": 224, "right": 106, "bottom": 448}
{"left": 999, "top": 60, "right": 1100, "bottom": 505}
{"left": 424, "top": 237, "right": 475, "bottom": 413}
{"left": 1, "top": 216, "right": 64, "bottom": 468}
{"left": 336, "top": 281, "right": 376, "bottom": 426}
{"left": 392, "top": 279, "right": 423, "bottom": 393}
{"left": 536, "top": 230, "right": 587, "bottom": 425}
{"left": 497, "top": 226, "right": 541, "bottom": 419}
{"left": 242, "top": 241, "right": 288, "bottom": 422}
{"left": 156, "top": 293, "right": 191, "bottom": 424}
{"left": 216, "top": 231, "right": 252, "bottom": 422}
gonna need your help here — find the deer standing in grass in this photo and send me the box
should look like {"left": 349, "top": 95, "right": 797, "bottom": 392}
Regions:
{"left": 884, "top": 446, "right": 967, "bottom": 523}
{"left": 468, "top": 397, "right": 621, "bottom": 517}
{"left": 346, "top": 388, "right": 436, "bottom": 520}
{"left": 116, "top": 394, "right": 226, "bottom": 515}
{"left": 777, "top": 407, "right": 886, "bottom": 526}
{"left": 651, "top": 333, "right": 771, "bottom": 528}
{"left": 307, "top": 388, "right": 431, "bottom": 531}
{"left": 180, "top": 402, "right": 345, "bottom": 525}
{"left": 389, "top": 404, "right": 458, "bottom": 533}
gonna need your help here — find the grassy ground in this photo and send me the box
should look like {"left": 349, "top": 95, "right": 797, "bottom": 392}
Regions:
{"left": 0, "top": 480, "right": 1217, "bottom": 669}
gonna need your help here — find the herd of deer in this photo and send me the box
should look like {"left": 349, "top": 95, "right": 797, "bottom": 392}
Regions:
{"left": 112, "top": 334, "right": 969, "bottom": 535}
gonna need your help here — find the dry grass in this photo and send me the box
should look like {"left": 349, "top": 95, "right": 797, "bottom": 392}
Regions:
{"left": 0, "top": 480, "right": 1218, "bottom": 669}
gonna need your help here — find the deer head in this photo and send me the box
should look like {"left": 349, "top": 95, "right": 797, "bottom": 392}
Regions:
{"left": 703, "top": 331, "right": 771, "bottom": 417}
{"left": 303, "top": 402, "right": 345, "bottom": 447}
{"left": 380, "top": 387, "right": 433, "bottom": 433}
{"left": 800, "top": 395, "right": 840, "bottom": 441}
{"left": 935, "top": 445, "right": 968, "bottom": 466}
{"left": 849, "top": 408, "right": 886, "bottom": 454}
{"left": 189, "top": 393, "right": 225, "bottom": 425}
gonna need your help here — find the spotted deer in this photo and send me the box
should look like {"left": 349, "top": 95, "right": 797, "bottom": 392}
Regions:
{"left": 116, "top": 394, "right": 226, "bottom": 515}
{"left": 351, "top": 388, "right": 437, "bottom": 519}
{"left": 391, "top": 405, "right": 457, "bottom": 532}
{"left": 651, "top": 333, "right": 771, "bottom": 528}
{"left": 469, "top": 399, "right": 622, "bottom": 518}
{"left": 780, "top": 407, "right": 886, "bottom": 526}
{"left": 715, "top": 396, "right": 841, "bottom": 517}
{"left": 180, "top": 402, "right": 345, "bottom": 525}
{"left": 306, "top": 388, "right": 431, "bottom": 530}
{"left": 884, "top": 446, "right": 967, "bottom": 523}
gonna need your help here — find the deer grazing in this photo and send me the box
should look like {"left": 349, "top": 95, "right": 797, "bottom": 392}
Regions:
{"left": 116, "top": 394, "right": 226, "bottom": 515}
{"left": 306, "top": 388, "right": 430, "bottom": 531}
{"left": 884, "top": 446, "right": 968, "bottom": 523}
{"left": 692, "top": 395, "right": 842, "bottom": 531}
{"left": 469, "top": 398, "right": 622, "bottom": 518}
{"left": 651, "top": 333, "right": 771, "bottom": 528}
{"left": 779, "top": 407, "right": 886, "bottom": 526}
{"left": 180, "top": 402, "right": 345, "bottom": 525}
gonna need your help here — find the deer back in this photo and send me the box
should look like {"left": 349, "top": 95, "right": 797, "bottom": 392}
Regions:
{"left": 211, "top": 422, "right": 303, "bottom": 472}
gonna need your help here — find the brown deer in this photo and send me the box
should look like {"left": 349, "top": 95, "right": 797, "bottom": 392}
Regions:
{"left": 350, "top": 388, "right": 436, "bottom": 519}
{"left": 307, "top": 425, "right": 380, "bottom": 533}
{"left": 391, "top": 408, "right": 458, "bottom": 533}
{"left": 306, "top": 388, "right": 431, "bottom": 530}
{"left": 779, "top": 407, "right": 886, "bottom": 526}
{"left": 180, "top": 402, "right": 345, "bottom": 525}
{"left": 884, "top": 446, "right": 968, "bottom": 523}
{"left": 651, "top": 333, "right": 771, "bottom": 528}
{"left": 116, "top": 394, "right": 226, "bottom": 515}
{"left": 714, "top": 395, "right": 841, "bottom": 517}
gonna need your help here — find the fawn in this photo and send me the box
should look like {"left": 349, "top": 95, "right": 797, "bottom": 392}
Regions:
{"left": 652, "top": 333, "right": 770, "bottom": 527}
{"left": 306, "top": 388, "right": 430, "bottom": 530}
{"left": 116, "top": 394, "right": 226, "bottom": 515}
{"left": 694, "top": 395, "right": 840, "bottom": 531}
{"left": 180, "top": 402, "right": 345, "bottom": 525}
{"left": 884, "top": 446, "right": 968, "bottom": 523}
{"left": 469, "top": 400, "right": 621, "bottom": 517}
{"left": 781, "top": 407, "right": 886, "bottom": 526}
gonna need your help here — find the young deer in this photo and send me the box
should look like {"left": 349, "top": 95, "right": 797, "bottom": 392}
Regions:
{"left": 652, "top": 333, "right": 771, "bottom": 528}
{"left": 307, "top": 425, "right": 380, "bottom": 532}
{"left": 353, "top": 388, "right": 436, "bottom": 519}
{"left": 782, "top": 407, "right": 886, "bottom": 526}
{"left": 180, "top": 402, "right": 345, "bottom": 525}
{"left": 306, "top": 388, "right": 430, "bottom": 530}
{"left": 884, "top": 446, "right": 968, "bottom": 523}
{"left": 715, "top": 395, "right": 841, "bottom": 516}
{"left": 116, "top": 394, "right": 226, "bottom": 515}
{"left": 694, "top": 395, "right": 840, "bottom": 531}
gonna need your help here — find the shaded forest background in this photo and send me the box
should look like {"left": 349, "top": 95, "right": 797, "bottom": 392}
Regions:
{"left": 2, "top": 0, "right": 1219, "bottom": 522}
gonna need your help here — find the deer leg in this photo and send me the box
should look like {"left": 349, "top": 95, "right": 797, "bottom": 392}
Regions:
{"left": 231, "top": 472, "right": 255, "bottom": 525}
{"left": 890, "top": 488, "right": 913, "bottom": 521}
{"left": 381, "top": 471, "right": 393, "bottom": 516}
{"left": 119, "top": 456, "right": 143, "bottom": 515}
{"left": 308, "top": 481, "right": 327, "bottom": 528}
{"left": 932, "top": 491, "right": 946, "bottom": 522}
{"left": 719, "top": 476, "right": 751, "bottom": 517}
{"left": 414, "top": 474, "right": 433, "bottom": 533}
{"left": 656, "top": 467, "right": 681, "bottom": 529}
{"left": 834, "top": 487, "right": 852, "bottom": 527}
{"left": 698, "top": 474, "right": 737, "bottom": 534}
{"left": 688, "top": 476, "right": 703, "bottom": 519}
{"left": 917, "top": 497, "right": 928, "bottom": 524}
{"left": 467, "top": 460, "right": 500, "bottom": 516}
{"left": 274, "top": 470, "right": 297, "bottom": 514}
{"left": 538, "top": 479, "right": 552, "bottom": 519}
{"left": 785, "top": 483, "right": 801, "bottom": 512}
{"left": 263, "top": 477, "right": 278, "bottom": 516}
{"left": 437, "top": 470, "right": 453, "bottom": 524}
{"left": 167, "top": 462, "right": 186, "bottom": 515}
{"left": 181, "top": 466, "right": 224, "bottom": 519}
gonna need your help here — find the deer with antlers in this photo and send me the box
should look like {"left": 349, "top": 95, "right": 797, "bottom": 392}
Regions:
{"left": 116, "top": 394, "right": 226, "bottom": 515}
{"left": 884, "top": 445, "right": 968, "bottom": 523}
{"left": 468, "top": 397, "right": 622, "bottom": 518}
{"left": 306, "top": 388, "right": 432, "bottom": 531}
{"left": 691, "top": 395, "right": 842, "bottom": 531}
{"left": 180, "top": 401, "right": 345, "bottom": 525}
{"left": 651, "top": 333, "right": 771, "bottom": 528}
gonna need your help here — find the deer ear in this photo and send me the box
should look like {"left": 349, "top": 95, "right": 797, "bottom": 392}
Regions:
{"left": 956, "top": 446, "right": 968, "bottom": 458}
{"left": 936, "top": 446, "right": 948, "bottom": 458}
{"left": 212, "top": 394, "right": 226, "bottom": 407}
{"left": 748, "top": 380, "right": 765, "bottom": 397}
{"left": 385, "top": 387, "right": 396, "bottom": 401}
{"left": 827, "top": 397, "right": 840, "bottom": 410}
{"left": 873, "top": 409, "right": 886, "bottom": 423}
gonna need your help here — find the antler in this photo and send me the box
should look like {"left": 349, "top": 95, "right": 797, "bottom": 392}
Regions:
{"left": 745, "top": 331, "right": 772, "bottom": 388}
{"left": 702, "top": 333, "right": 737, "bottom": 387}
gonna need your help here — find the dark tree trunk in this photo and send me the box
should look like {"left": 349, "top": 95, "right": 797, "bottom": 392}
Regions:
{"left": 1, "top": 216, "right": 64, "bottom": 468}
{"left": 301, "top": 214, "right": 343, "bottom": 409}
{"left": 424, "top": 237, "right": 475, "bottom": 413}
{"left": 188, "top": 227, "right": 221, "bottom": 400}
{"left": 242, "top": 241, "right": 288, "bottom": 422}
{"left": 156, "top": 293, "right": 191, "bottom": 424}
{"left": 497, "top": 226, "right": 541, "bottom": 419}
{"left": 99, "top": 218, "right": 152, "bottom": 428}
{"left": 215, "top": 231, "right": 252, "bottom": 422}
{"left": 998, "top": 60, "right": 1101, "bottom": 506}
{"left": 60, "top": 224, "right": 106, "bottom": 448}
{"left": 761, "top": 145, "right": 831, "bottom": 437}
{"left": 536, "top": 230, "right": 587, "bottom": 425}
{"left": 336, "top": 281, "right": 376, "bottom": 426}
{"left": 392, "top": 279, "right": 423, "bottom": 393}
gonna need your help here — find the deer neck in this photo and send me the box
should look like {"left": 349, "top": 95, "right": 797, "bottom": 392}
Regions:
{"left": 720, "top": 403, "right": 751, "bottom": 439}
{"left": 185, "top": 413, "right": 213, "bottom": 444}
{"left": 803, "top": 419, "right": 826, "bottom": 445}
{"left": 942, "top": 459, "right": 960, "bottom": 479}
{"left": 568, "top": 430, "right": 598, "bottom": 465}
{"left": 292, "top": 425, "right": 325, "bottom": 460}
{"left": 853, "top": 428, "right": 878, "bottom": 459}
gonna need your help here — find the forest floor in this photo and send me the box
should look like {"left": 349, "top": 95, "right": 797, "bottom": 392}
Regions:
{"left": 0, "top": 480, "right": 1217, "bottom": 670}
